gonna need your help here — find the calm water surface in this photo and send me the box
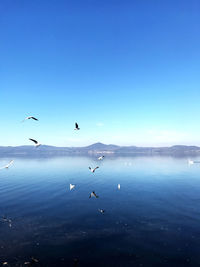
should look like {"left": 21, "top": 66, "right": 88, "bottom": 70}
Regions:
{"left": 0, "top": 156, "right": 200, "bottom": 266}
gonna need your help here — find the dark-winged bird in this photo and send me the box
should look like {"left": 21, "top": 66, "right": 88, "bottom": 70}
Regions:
{"left": 29, "top": 138, "right": 41, "bottom": 147}
{"left": 89, "top": 166, "right": 99, "bottom": 173}
{"left": 74, "top": 122, "right": 80, "bottom": 130}
{"left": 22, "top": 116, "right": 38, "bottom": 122}
{"left": 89, "top": 191, "right": 99, "bottom": 198}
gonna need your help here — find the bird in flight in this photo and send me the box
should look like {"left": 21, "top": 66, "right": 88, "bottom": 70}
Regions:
{"left": 89, "top": 166, "right": 99, "bottom": 173}
{"left": 22, "top": 116, "right": 38, "bottom": 122}
{"left": 74, "top": 122, "right": 80, "bottom": 130}
{"left": 98, "top": 155, "right": 105, "bottom": 160}
{"left": 0, "top": 160, "right": 14, "bottom": 170}
{"left": 70, "top": 184, "right": 75, "bottom": 190}
{"left": 89, "top": 191, "right": 99, "bottom": 198}
{"left": 98, "top": 209, "right": 105, "bottom": 214}
{"left": 118, "top": 184, "right": 121, "bottom": 190}
{"left": 29, "top": 138, "right": 41, "bottom": 147}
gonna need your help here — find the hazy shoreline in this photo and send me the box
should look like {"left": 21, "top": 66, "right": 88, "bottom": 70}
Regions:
{"left": 1, "top": 142, "right": 200, "bottom": 158}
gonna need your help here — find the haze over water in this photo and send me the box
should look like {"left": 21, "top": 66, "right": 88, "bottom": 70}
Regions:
{"left": 0, "top": 156, "right": 200, "bottom": 266}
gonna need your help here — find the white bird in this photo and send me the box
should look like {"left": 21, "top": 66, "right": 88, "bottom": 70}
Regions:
{"left": 98, "top": 209, "right": 105, "bottom": 214}
{"left": 89, "top": 191, "right": 99, "bottom": 198}
{"left": 188, "top": 159, "right": 194, "bottom": 165}
{"left": 98, "top": 155, "right": 105, "bottom": 160}
{"left": 118, "top": 184, "right": 121, "bottom": 190}
{"left": 29, "top": 138, "right": 41, "bottom": 147}
{"left": 0, "top": 160, "right": 14, "bottom": 170}
{"left": 22, "top": 116, "right": 38, "bottom": 122}
{"left": 70, "top": 184, "right": 75, "bottom": 190}
{"left": 74, "top": 122, "right": 80, "bottom": 130}
{"left": 89, "top": 166, "right": 99, "bottom": 173}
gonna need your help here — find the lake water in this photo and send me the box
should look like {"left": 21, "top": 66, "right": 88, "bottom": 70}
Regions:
{"left": 0, "top": 156, "right": 200, "bottom": 266}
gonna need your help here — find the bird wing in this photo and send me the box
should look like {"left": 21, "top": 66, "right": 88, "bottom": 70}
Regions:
{"left": 75, "top": 122, "right": 78, "bottom": 128}
{"left": 0, "top": 160, "right": 14, "bottom": 169}
{"left": 6, "top": 160, "right": 14, "bottom": 168}
{"left": 89, "top": 167, "right": 91, "bottom": 170}
{"left": 92, "top": 191, "right": 98, "bottom": 198}
{"left": 94, "top": 166, "right": 99, "bottom": 171}
{"left": 29, "top": 138, "right": 38, "bottom": 144}
{"left": 31, "top": 117, "right": 38, "bottom": 121}
{"left": 21, "top": 117, "right": 29, "bottom": 122}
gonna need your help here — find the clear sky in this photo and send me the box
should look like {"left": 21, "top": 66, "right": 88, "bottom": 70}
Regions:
{"left": 1, "top": 0, "right": 200, "bottom": 147}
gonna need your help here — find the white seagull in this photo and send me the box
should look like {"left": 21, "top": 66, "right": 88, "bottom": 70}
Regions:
{"left": 29, "top": 138, "right": 41, "bottom": 147}
{"left": 70, "top": 184, "right": 75, "bottom": 190}
{"left": 89, "top": 191, "right": 99, "bottom": 198}
{"left": 89, "top": 166, "right": 99, "bottom": 173}
{"left": 188, "top": 159, "right": 194, "bottom": 165}
{"left": 74, "top": 122, "right": 80, "bottom": 130}
{"left": 118, "top": 184, "right": 121, "bottom": 190}
{"left": 22, "top": 116, "right": 38, "bottom": 122}
{"left": 98, "top": 209, "right": 105, "bottom": 214}
{"left": 98, "top": 156, "right": 105, "bottom": 160}
{"left": 0, "top": 160, "right": 14, "bottom": 170}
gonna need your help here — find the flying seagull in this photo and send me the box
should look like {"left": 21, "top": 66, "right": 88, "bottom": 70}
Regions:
{"left": 74, "top": 122, "right": 80, "bottom": 130}
{"left": 70, "top": 184, "right": 75, "bottom": 190}
{"left": 118, "top": 184, "right": 121, "bottom": 190}
{"left": 22, "top": 116, "right": 38, "bottom": 122}
{"left": 89, "top": 166, "right": 99, "bottom": 173}
{"left": 29, "top": 138, "right": 41, "bottom": 147}
{"left": 89, "top": 191, "right": 99, "bottom": 198}
{"left": 98, "top": 209, "right": 105, "bottom": 214}
{"left": 98, "top": 155, "right": 105, "bottom": 160}
{"left": 0, "top": 160, "right": 14, "bottom": 170}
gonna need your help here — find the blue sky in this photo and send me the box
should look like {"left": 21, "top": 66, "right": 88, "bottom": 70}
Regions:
{"left": 1, "top": 0, "right": 200, "bottom": 147}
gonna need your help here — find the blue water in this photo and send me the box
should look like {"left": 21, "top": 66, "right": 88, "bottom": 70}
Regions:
{"left": 0, "top": 156, "right": 200, "bottom": 266}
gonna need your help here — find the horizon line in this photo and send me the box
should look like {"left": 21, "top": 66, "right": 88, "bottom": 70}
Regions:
{"left": 0, "top": 142, "right": 199, "bottom": 149}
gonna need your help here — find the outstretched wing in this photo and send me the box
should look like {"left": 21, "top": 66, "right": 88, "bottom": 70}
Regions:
{"left": 88, "top": 167, "right": 91, "bottom": 170}
{"left": 0, "top": 160, "right": 14, "bottom": 169}
{"left": 31, "top": 117, "right": 38, "bottom": 121}
{"left": 94, "top": 166, "right": 99, "bottom": 171}
{"left": 75, "top": 122, "right": 78, "bottom": 128}
{"left": 6, "top": 160, "right": 14, "bottom": 168}
{"left": 29, "top": 138, "right": 38, "bottom": 144}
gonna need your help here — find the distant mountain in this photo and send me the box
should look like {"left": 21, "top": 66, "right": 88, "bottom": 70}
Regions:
{"left": 0, "top": 143, "right": 200, "bottom": 157}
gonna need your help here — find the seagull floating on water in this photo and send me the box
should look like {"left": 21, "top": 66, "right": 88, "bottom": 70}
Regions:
{"left": 188, "top": 159, "right": 194, "bottom": 165}
{"left": 89, "top": 191, "right": 99, "bottom": 198}
{"left": 70, "top": 184, "right": 75, "bottom": 190}
{"left": 22, "top": 116, "right": 38, "bottom": 122}
{"left": 74, "top": 122, "right": 80, "bottom": 130}
{"left": 98, "top": 209, "right": 105, "bottom": 214}
{"left": 29, "top": 138, "right": 41, "bottom": 147}
{"left": 89, "top": 166, "right": 99, "bottom": 173}
{"left": 188, "top": 159, "right": 200, "bottom": 165}
{"left": 98, "top": 156, "right": 105, "bottom": 160}
{"left": 0, "top": 160, "right": 14, "bottom": 170}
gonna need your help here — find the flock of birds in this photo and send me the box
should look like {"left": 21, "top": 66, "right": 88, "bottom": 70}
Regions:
{"left": 1, "top": 116, "right": 197, "bottom": 266}
{"left": 0, "top": 116, "right": 121, "bottom": 222}
{"left": 0, "top": 115, "right": 121, "bottom": 265}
